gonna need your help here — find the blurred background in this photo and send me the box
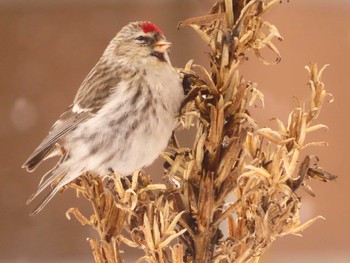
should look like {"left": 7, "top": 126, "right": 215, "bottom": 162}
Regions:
{"left": 0, "top": 0, "right": 349, "bottom": 262}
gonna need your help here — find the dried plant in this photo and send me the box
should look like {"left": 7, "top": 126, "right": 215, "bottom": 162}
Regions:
{"left": 66, "top": 0, "right": 336, "bottom": 262}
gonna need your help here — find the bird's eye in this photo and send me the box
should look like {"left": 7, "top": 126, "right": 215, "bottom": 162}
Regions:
{"left": 136, "top": 36, "right": 147, "bottom": 42}
{"left": 136, "top": 36, "right": 145, "bottom": 41}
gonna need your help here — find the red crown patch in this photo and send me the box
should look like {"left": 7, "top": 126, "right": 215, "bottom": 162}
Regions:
{"left": 141, "top": 22, "right": 163, "bottom": 34}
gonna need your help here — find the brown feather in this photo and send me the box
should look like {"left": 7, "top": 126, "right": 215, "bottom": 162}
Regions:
{"left": 23, "top": 61, "right": 121, "bottom": 171}
{"left": 74, "top": 61, "right": 121, "bottom": 111}
{"left": 22, "top": 107, "right": 91, "bottom": 171}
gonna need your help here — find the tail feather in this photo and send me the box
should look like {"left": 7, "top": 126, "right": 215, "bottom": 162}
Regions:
{"left": 37, "top": 152, "right": 68, "bottom": 188}
{"left": 26, "top": 152, "right": 74, "bottom": 215}
{"left": 29, "top": 169, "right": 79, "bottom": 216}
{"left": 26, "top": 167, "right": 64, "bottom": 205}
{"left": 30, "top": 185, "right": 62, "bottom": 216}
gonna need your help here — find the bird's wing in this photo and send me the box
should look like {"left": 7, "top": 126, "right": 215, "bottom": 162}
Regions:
{"left": 74, "top": 61, "right": 121, "bottom": 110}
{"left": 22, "top": 107, "right": 92, "bottom": 171}
{"left": 22, "top": 60, "right": 120, "bottom": 171}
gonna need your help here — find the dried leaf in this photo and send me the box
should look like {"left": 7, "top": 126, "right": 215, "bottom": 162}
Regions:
{"left": 159, "top": 229, "right": 187, "bottom": 249}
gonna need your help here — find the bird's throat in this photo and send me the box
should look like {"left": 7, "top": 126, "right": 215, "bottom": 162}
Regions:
{"left": 151, "top": 51, "right": 166, "bottom": 62}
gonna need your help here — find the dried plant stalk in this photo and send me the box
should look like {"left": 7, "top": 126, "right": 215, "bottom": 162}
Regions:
{"left": 66, "top": 1, "right": 336, "bottom": 262}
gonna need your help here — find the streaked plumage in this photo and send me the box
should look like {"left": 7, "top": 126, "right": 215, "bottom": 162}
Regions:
{"left": 23, "top": 21, "right": 184, "bottom": 215}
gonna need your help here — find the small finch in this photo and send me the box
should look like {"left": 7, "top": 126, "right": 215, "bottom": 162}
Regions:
{"left": 22, "top": 21, "right": 185, "bottom": 215}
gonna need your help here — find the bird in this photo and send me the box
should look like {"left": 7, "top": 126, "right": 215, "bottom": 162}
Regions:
{"left": 22, "top": 21, "right": 185, "bottom": 215}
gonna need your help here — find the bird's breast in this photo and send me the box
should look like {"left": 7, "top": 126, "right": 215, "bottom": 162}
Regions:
{"left": 65, "top": 70, "right": 183, "bottom": 175}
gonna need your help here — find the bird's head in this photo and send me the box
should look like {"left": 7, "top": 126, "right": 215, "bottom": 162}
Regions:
{"left": 104, "top": 21, "right": 172, "bottom": 67}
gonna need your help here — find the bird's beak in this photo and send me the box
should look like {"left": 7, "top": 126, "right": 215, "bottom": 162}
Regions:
{"left": 153, "top": 39, "right": 172, "bottom": 53}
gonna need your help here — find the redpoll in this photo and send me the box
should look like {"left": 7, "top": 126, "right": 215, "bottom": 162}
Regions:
{"left": 22, "top": 21, "right": 184, "bottom": 215}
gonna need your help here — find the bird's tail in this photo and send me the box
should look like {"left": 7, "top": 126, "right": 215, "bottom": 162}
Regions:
{"left": 26, "top": 153, "right": 74, "bottom": 216}
{"left": 29, "top": 179, "right": 65, "bottom": 216}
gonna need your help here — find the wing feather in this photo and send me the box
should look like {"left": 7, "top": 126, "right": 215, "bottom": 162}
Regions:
{"left": 23, "top": 50, "right": 123, "bottom": 215}
{"left": 23, "top": 60, "right": 120, "bottom": 172}
{"left": 22, "top": 107, "right": 92, "bottom": 171}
